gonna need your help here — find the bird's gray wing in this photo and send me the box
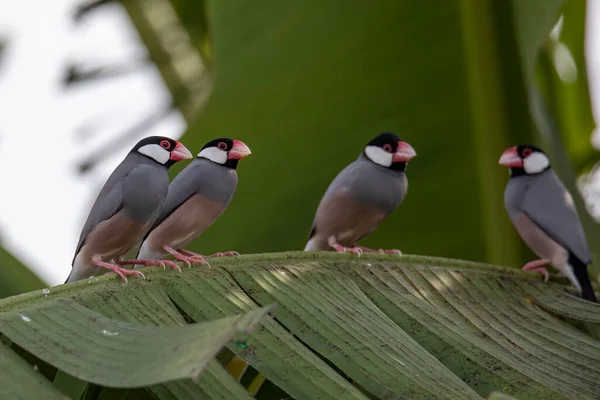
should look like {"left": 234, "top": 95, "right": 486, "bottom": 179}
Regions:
{"left": 307, "top": 161, "right": 367, "bottom": 239}
{"left": 308, "top": 159, "right": 404, "bottom": 239}
{"left": 120, "top": 163, "right": 169, "bottom": 221}
{"left": 145, "top": 164, "right": 200, "bottom": 236}
{"left": 73, "top": 178, "right": 125, "bottom": 261}
{"left": 520, "top": 172, "right": 591, "bottom": 263}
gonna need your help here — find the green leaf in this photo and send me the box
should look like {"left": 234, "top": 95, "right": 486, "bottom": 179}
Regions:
{"left": 165, "top": 268, "right": 369, "bottom": 400}
{"left": 0, "top": 298, "right": 273, "bottom": 388}
{"left": 76, "top": 283, "right": 254, "bottom": 400}
{"left": 535, "top": 1, "right": 596, "bottom": 171}
{"left": 0, "top": 246, "right": 46, "bottom": 299}
{"left": 120, "top": 0, "right": 212, "bottom": 122}
{"left": 229, "top": 262, "right": 482, "bottom": 399}
{"left": 488, "top": 391, "right": 518, "bottom": 400}
{"left": 224, "top": 253, "right": 600, "bottom": 398}
{"left": 0, "top": 342, "right": 66, "bottom": 400}
{"left": 1, "top": 252, "right": 599, "bottom": 398}
{"left": 145, "top": 0, "right": 578, "bottom": 271}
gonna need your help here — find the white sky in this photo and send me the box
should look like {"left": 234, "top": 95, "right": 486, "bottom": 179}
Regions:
{"left": 0, "top": 1, "right": 599, "bottom": 286}
{"left": 0, "top": 0, "right": 185, "bottom": 284}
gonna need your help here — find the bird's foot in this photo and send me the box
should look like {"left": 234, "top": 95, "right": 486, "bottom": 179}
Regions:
{"left": 378, "top": 249, "right": 402, "bottom": 255}
{"left": 207, "top": 251, "right": 240, "bottom": 258}
{"left": 336, "top": 246, "right": 363, "bottom": 256}
{"left": 327, "top": 237, "right": 362, "bottom": 256}
{"left": 179, "top": 249, "right": 239, "bottom": 259}
{"left": 522, "top": 259, "right": 551, "bottom": 282}
{"left": 92, "top": 258, "right": 145, "bottom": 283}
{"left": 163, "top": 245, "right": 210, "bottom": 268}
{"left": 117, "top": 259, "right": 182, "bottom": 273}
{"left": 352, "top": 245, "right": 402, "bottom": 255}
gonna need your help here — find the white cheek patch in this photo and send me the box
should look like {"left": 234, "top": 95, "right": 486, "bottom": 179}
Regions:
{"left": 523, "top": 152, "right": 550, "bottom": 174}
{"left": 198, "top": 147, "right": 227, "bottom": 164}
{"left": 137, "top": 144, "right": 170, "bottom": 164}
{"left": 364, "top": 146, "right": 393, "bottom": 167}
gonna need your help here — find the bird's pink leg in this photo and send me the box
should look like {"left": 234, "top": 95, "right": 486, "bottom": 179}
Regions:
{"left": 327, "top": 236, "right": 362, "bottom": 256}
{"left": 352, "top": 245, "right": 402, "bottom": 255}
{"left": 179, "top": 249, "right": 240, "bottom": 259}
{"left": 163, "top": 245, "right": 210, "bottom": 267}
{"left": 117, "top": 259, "right": 182, "bottom": 273}
{"left": 92, "top": 257, "right": 145, "bottom": 283}
{"left": 522, "top": 259, "right": 551, "bottom": 282}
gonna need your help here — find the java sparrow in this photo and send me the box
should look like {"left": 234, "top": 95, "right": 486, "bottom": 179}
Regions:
{"left": 65, "top": 136, "right": 193, "bottom": 283}
{"left": 304, "top": 132, "right": 416, "bottom": 255}
{"left": 136, "top": 138, "right": 251, "bottom": 266}
{"left": 499, "top": 144, "right": 598, "bottom": 302}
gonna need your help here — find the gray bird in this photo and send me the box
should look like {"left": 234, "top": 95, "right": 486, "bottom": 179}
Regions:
{"left": 304, "top": 132, "right": 416, "bottom": 254}
{"left": 66, "top": 136, "right": 193, "bottom": 283}
{"left": 136, "top": 138, "right": 251, "bottom": 266}
{"left": 499, "top": 144, "right": 597, "bottom": 302}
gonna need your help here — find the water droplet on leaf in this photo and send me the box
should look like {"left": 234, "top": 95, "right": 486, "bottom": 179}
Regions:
{"left": 19, "top": 314, "right": 31, "bottom": 322}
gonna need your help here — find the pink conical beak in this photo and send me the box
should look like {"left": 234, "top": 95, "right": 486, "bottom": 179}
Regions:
{"left": 392, "top": 141, "right": 417, "bottom": 163}
{"left": 228, "top": 140, "right": 252, "bottom": 160}
{"left": 170, "top": 141, "right": 193, "bottom": 161}
{"left": 498, "top": 146, "right": 522, "bottom": 168}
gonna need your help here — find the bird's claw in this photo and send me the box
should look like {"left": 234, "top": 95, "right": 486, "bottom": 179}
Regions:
{"left": 328, "top": 237, "right": 363, "bottom": 256}
{"left": 347, "top": 247, "right": 363, "bottom": 256}
{"left": 522, "top": 259, "right": 551, "bottom": 282}
{"left": 105, "top": 268, "right": 145, "bottom": 283}
{"left": 331, "top": 244, "right": 362, "bottom": 256}
{"left": 347, "top": 244, "right": 401, "bottom": 255}
{"left": 174, "top": 255, "right": 192, "bottom": 268}
{"left": 188, "top": 256, "right": 211, "bottom": 268}
{"left": 523, "top": 267, "right": 550, "bottom": 282}
{"left": 206, "top": 251, "right": 240, "bottom": 258}
{"left": 94, "top": 259, "right": 145, "bottom": 283}
{"left": 163, "top": 260, "right": 182, "bottom": 272}
{"left": 169, "top": 253, "right": 209, "bottom": 269}
{"left": 377, "top": 248, "right": 402, "bottom": 255}
{"left": 118, "top": 259, "right": 181, "bottom": 273}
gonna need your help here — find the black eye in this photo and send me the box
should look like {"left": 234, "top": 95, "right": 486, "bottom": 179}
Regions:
{"left": 218, "top": 142, "right": 228, "bottom": 150}
{"left": 382, "top": 144, "right": 393, "bottom": 153}
{"left": 522, "top": 148, "right": 532, "bottom": 157}
{"left": 160, "top": 140, "right": 171, "bottom": 150}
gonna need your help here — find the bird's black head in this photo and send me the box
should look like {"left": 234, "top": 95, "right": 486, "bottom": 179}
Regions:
{"left": 499, "top": 144, "right": 550, "bottom": 177}
{"left": 197, "top": 138, "right": 251, "bottom": 169}
{"left": 363, "top": 132, "right": 417, "bottom": 172}
{"left": 132, "top": 136, "right": 192, "bottom": 167}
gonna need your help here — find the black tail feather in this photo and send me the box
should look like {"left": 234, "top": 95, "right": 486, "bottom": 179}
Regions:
{"left": 569, "top": 253, "right": 598, "bottom": 303}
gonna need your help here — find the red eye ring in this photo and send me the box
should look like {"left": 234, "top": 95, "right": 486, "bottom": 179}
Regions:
{"left": 382, "top": 144, "right": 393, "bottom": 153}
{"left": 522, "top": 148, "right": 532, "bottom": 157}
{"left": 160, "top": 140, "right": 171, "bottom": 149}
{"left": 217, "top": 142, "right": 227, "bottom": 150}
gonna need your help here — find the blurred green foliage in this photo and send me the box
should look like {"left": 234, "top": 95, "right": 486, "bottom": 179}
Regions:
{"left": 0, "top": 246, "right": 45, "bottom": 297}
{"left": 162, "top": 0, "right": 597, "bottom": 272}
{"left": 2, "top": 0, "right": 599, "bottom": 298}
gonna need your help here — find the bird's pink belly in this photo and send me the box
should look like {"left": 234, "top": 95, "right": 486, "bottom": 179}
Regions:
{"left": 514, "top": 214, "right": 567, "bottom": 264}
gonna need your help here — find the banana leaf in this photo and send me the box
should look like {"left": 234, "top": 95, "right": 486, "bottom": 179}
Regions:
{"left": 0, "top": 253, "right": 598, "bottom": 399}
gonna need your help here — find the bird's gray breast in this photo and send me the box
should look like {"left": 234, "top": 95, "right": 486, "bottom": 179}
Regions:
{"left": 503, "top": 175, "right": 531, "bottom": 221}
{"left": 193, "top": 159, "right": 239, "bottom": 205}
{"left": 327, "top": 159, "right": 407, "bottom": 214}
